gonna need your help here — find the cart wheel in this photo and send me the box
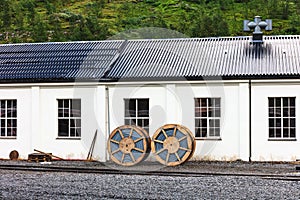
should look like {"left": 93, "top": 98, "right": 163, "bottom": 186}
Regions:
{"left": 107, "top": 125, "right": 150, "bottom": 166}
{"left": 151, "top": 124, "right": 195, "bottom": 166}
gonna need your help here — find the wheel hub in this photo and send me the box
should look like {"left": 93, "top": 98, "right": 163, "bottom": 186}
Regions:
{"left": 163, "top": 136, "right": 179, "bottom": 154}
{"left": 119, "top": 138, "right": 135, "bottom": 153}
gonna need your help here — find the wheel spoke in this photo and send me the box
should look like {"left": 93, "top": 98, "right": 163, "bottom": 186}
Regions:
{"left": 133, "top": 147, "right": 144, "bottom": 153}
{"left": 156, "top": 148, "right": 166, "bottom": 155}
{"left": 178, "top": 136, "right": 187, "bottom": 142}
{"left": 118, "top": 129, "right": 124, "bottom": 139}
{"left": 121, "top": 153, "right": 125, "bottom": 163}
{"left": 165, "top": 153, "right": 170, "bottom": 164}
{"left": 129, "top": 152, "right": 135, "bottom": 162}
{"left": 129, "top": 128, "right": 133, "bottom": 138}
{"left": 161, "top": 129, "right": 168, "bottom": 139}
{"left": 173, "top": 126, "right": 177, "bottom": 137}
{"left": 154, "top": 139, "right": 164, "bottom": 144}
{"left": 179, "top": 147, "right": 191, "bottom": 152}
{"left": 175, "top": 152, "right": 181, "bottom": 161}
{"left": 134, "top": 137, "right": 144, "bottom": 143}
{"left": 110, "top": 139, "right": 120, "bottom": 144}
{"left": 111, "top": 149, "right": 120, "bottom": 155}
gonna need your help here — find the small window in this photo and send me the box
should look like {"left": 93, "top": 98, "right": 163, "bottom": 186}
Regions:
{"left": 0, "top": 100, "right": 17, "bottom": 138}
{"left": 268, "top": 97, "right": 296, "bottom": 139}
{"left": 195, "top": 98, "right": 221, "bottom": 138}
{"left": 124, "top": 99, "right": 149, "bottom": 132}
{"left": 58, "top": 99, "right": 81, "bottom": 138}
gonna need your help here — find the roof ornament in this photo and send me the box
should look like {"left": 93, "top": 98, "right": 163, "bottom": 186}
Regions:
{"left": 243, "top": 16, "right": 272, "bottom": 44}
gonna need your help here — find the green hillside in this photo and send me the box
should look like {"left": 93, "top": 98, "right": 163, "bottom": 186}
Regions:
{"left": 0, "top": 0, "right": 299, "bottom": 43}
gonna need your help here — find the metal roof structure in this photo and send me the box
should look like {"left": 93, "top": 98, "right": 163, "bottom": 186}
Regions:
{"left": 0, "top": 40, "right": 124, "bottom": 82}
{"left": 0, "top": 35, "right": 300, "bottom": 83}
{"left": 106, "top": 35, "right": 300, "bottom": 80}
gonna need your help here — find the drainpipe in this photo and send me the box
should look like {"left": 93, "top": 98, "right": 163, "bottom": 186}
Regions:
{"left": 249, "top": 80, "right": 252, "bottom": 162}
{"left": 105, "top": 86, "right": 110, "bottom": 161}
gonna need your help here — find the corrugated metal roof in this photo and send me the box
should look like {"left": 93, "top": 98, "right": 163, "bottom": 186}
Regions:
{"left": 0, "top": 40, "right": 124, "bottom": 81}
{"left": 1, "top": 36, "right": 300, "bottom": 82}
{"left": 106, "top": 36, "right": 300, "bottom": 79}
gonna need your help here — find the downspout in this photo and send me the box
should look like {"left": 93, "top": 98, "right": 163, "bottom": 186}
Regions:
{"left": 105, "top": 86, "right": 110, "bottom": 161}
{"left": 249, "top": 79, "right": 252, "bottom": 162}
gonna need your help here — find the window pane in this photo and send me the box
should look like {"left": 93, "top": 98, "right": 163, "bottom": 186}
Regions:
{"left": 275, "top": 128, "right": 281, "bottom": 137}
{"left": 269, "top": 108, "right": 274, "bottom": 117}
{"left": 195, "top": 128, "right": 200, "bottom": 137}
{"left": 275, "top": 118, "right": 281, "bottom": 127}
{"left": 76, "top": 128, "right": 81, "bottom": 137}
{"left": 200, "top": 99, "right": 207, "bottom": 107}
{"left": 137, "top": 119, "right": 143, "bottom": 127}
{"left": 269, "top": 118, "right": 274, "bottom": 127}
{"left": 215, "top": 119, "right": 220, "bottom": 128}
{"left": 215, "top": 98, "right": 221, "bottom": 107}
{"left": 58, "top": 109, "right": 64, "bottom": 117}
{"left": 195, "top": 119, "right": 200, "bottom": 127}
{"left": 215, "top": 108, "right": 221, "bottom": 117}
{"left": 64, "top": 99, "right": 69, "bottom": 108}
{"left": 138, "top": 99, "right": 149, "bottom": 117}
{"left": 290, "top": 128, "right": 296, "bottom": 138}
{"left": 200, "top": 108, "right": 207, "bottom": 117}
{"left": 283, "top": 128, "right": 289, "bottom": 138}
{"left": 268, "top": 98, "right": 274, "bottom": 107}
{"left": 195, "top": 107, "right": 201, "bottom": 117}
{"left": 290, "top": 98, "right": 295, "bottom": 106}
{"left": 12, "top": 128, "right": 16, "bottom": 136}
{"left": 144, "top": 119, "right": 149, "bottom": 127}
{"left": 290, "top": 108, "right": 295, "bottom": 117}
{"left": 283, "top": 108, "right": 289, "bottom": 117}
{"left": 275, "top": 108, "right": 281, "bottom": 117}
{"left": 290, "top": 118, "right": 295, "bottom": 127}
{"left": 58, "top": 119, "right": 69, "bottom": 137}
{"left": 201, "top": 119, "right": 207, "bottom": 128}
{"left": 1, "top": 109, "right": 5, "bottom": 118}
{"left": 209, "top": 119, "right": 215, "bottom": 127}
{"left": 70, "top": 128, "right": 76, "bottom": 137}
{"left": 58, "top": 100, "right": 63, "bottom": 108}
{"left": 283, "top": 118, "right": 289, "bottom": 127}
{"left": 201, "top": 128, "right": 207, "bottom": 137}
{"left": 125, "top": 99, "right": 136, "bottom": 117}
{"left": 195, "top": 99, "right": 200, "bottom": 107}
{"left": 71, "top": 100, "right": 81, "bottom": 110}
{"left": 275, "top": 98, "right": 281, "bottom": 107}
{"left": 283, "top": 98, "right": 288, "bottom": 107}
{"left": 1, "top": 128, "right": 5, "bottom": 136}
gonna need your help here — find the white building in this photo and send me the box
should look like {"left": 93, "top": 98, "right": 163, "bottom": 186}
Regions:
{"left": 0, "top": 36, "right": 300, "bottom": 162}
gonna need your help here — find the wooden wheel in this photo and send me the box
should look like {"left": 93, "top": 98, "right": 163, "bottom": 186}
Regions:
{"left": 107, "top": 125, "right": 150, "bottom": 166}
{"left": 151, "top": 124, "right": 196, "bottom": 166}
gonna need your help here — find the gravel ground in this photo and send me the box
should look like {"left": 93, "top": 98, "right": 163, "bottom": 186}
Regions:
{"left": 0, "top": 170, "right": 300, "bottom": 199}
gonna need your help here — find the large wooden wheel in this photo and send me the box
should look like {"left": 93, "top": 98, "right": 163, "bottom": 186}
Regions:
{"left": 151, "top": 124, "right": 196, "bottom": 166}
{"left": 107, "top": 125, "right": 150, "bottom": 166}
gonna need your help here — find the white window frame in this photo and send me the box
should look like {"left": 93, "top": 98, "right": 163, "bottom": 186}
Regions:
{"left": 194, "top": 97, "right": 221, "bottom": 139}
{"left": 0, "top": 99, "right": 17, "bottom": 139}
{"left": 57, "top": 99, "right": 81, "bottom": 139}
{"left": 124, "top": 98, "right": 149, "bottom": 132}
{"left": 268, "top": 97, "right": 296, "bottom": 140}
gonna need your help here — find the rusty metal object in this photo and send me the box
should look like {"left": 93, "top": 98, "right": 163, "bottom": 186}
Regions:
{"left": 107, "top": 125, "right": 150, "bottom": 166}
{"left": 9, "top": 150, "right": 19, "bottom": 160}
{"left": 151, "top": 124, "right": 196, "bottom": 166}
{"left": 34, "top": 149, "right": 64, "bottom": 160}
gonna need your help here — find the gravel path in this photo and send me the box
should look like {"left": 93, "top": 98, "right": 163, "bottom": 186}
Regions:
{"left": 0, "top": 170, "right": 300, "bottom": 199}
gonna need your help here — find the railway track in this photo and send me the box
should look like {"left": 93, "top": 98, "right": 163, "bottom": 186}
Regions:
{"left": 0, "top": 164, "right": 299, "bottom": 181}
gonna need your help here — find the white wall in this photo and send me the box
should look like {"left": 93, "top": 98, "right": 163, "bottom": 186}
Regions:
{"left": 108, "top": 82, "right": 249, "bottom": 161}
{"left": 252, "top": 82, "right": 300, "bottom": 161}
{"left": 0, "top": 84, "right": 107, "bottom": 161}
{"left": 38, "top": 85, "right": 107, "bottom": 161}
{"left": 0, "top": 87, "right": 32, "bottom": 159}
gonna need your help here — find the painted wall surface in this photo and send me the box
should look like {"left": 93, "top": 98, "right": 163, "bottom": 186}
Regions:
{"left": 38, "top": 86, "right": 107, "bottom": 161}
{"left": 0, "top": 88, "right": 32, "bottom": 159}
{"left": 251, "top": 82, "right": 300, "bottom": 161}
{"left": 108, "top": 82, "right": 249, "bottom": 161}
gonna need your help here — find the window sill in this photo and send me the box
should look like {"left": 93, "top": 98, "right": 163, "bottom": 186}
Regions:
{"left": 268, "top": 138, "right": 297, "bottom": 141}
{"left": 0, "top": 137, "right": 17, "bottom": 139}
{"left": 195, "top": 137, "right": 222, "bottom": 141}
{"left": 56, "top": 137, "right": 81, "bottom": 140}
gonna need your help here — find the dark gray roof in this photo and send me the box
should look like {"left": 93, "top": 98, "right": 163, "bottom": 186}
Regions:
{"left": 0, "top": 40, "right": 124, "bottom": 81}
{"left": 0, "top": 35, "right": 300, "bottom": 83}
{"left": 106, "top": 36, "right": 300, "bottom": 79}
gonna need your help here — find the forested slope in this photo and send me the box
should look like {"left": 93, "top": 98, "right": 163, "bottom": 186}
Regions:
{"left": 0, "top": 0, "right": 299, "bottom": 43}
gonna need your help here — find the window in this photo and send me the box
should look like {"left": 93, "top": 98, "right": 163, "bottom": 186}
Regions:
{"left": 124, "top": 99, "right": 149, "bottom": 132}
{"left": 268, "top": 97, "right": 295, "bottom": 139}
{"left": 195, "top": 98, "right": 221, "bottom": 138}
{"left": 0, "top": 100, "right": 17, "bottom": 138}
{"left": 58, "top": 99, "right": 81, "bottom": 138}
